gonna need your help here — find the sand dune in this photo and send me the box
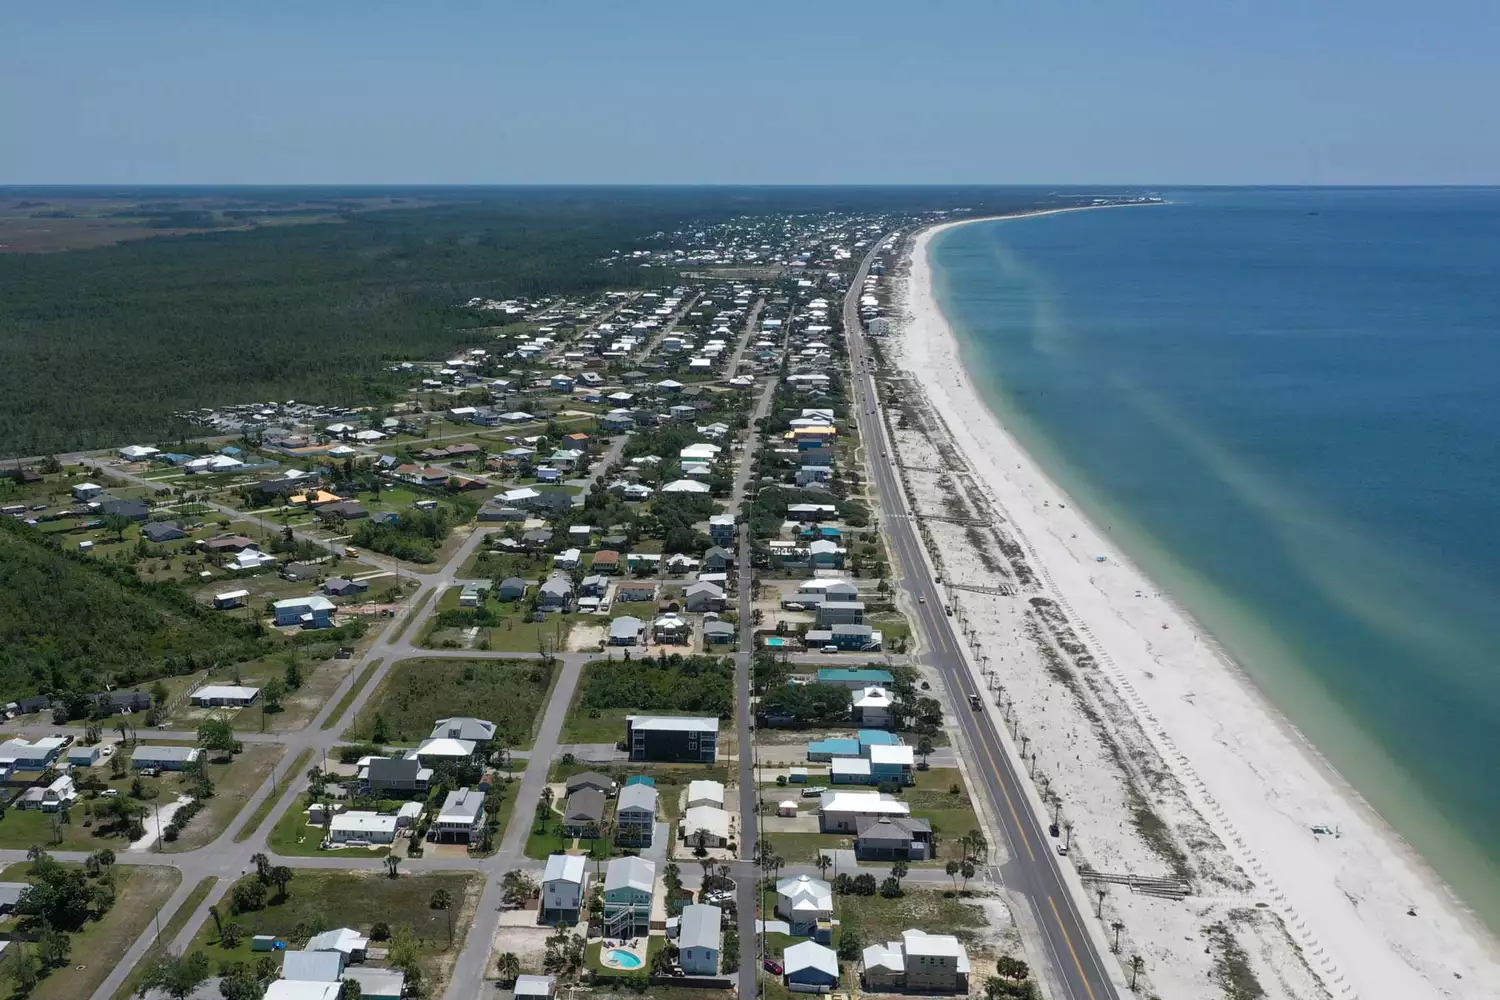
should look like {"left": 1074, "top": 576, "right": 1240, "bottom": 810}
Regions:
{"left": 886, "top": 216, "right": 1500, "bottom": 999}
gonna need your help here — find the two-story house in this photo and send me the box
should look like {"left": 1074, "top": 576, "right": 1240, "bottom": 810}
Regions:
{"left": 601, "top": 856, "right": 655, "bottom": 937}
{"left": 615, "top": 782, "right": 658, "bottom": 847}
{"left": 678, "top": 903, "right": 722, "bottom": 976}
{"left": 541, "top": 853, "right": 587, "bottom": 924}
{"left": 433, "top": 787, "right": 486, "bottom": 844}
{"left": 360, "top": 756, "right": 432, "bottom": 798}
{"left": 861, "top": 929, "right": 971, "bottom": 993}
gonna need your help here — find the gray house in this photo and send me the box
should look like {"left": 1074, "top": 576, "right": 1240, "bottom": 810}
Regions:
{"left": 498, "top": 577, "right": 529, "bottom": 601}
{"left": 323, "top": 577, "right": 369, "bottom": 597}
{"left": 362, "top": 756, "right": 432, "bottom": 797}
{"left": 608, "top": 616, "right": 644, "bottom": 646}
{"left": 616, "top": 782, "right": 657, "bottom": 847}
{"left": 854, "top": 815, "right": 934, "bottom": 861}
{"left": 703, "top": 620, "right": 736, "bottom": 645}
{"left": 538, "top": 577, "right": 573, "bottom": 610}
{"left": 702, "top": 546, "right": 733, "bottom": 572}
{"left": 100, "top": 498, "right": 150, "bottom": 521}
{"left": 562, "top": 788, "right": 606, "bottom": 839}
{"left": 142, "top": 522, "right": 187, "bottom": 543}
{"left": 565, "top": 771, "right": 618, "bottom": 797}
{"left": 684, "top": 581, "right": 726, "bottom": 612}
{"left": 131, "top": 746, "right": 203, "bottom": 771}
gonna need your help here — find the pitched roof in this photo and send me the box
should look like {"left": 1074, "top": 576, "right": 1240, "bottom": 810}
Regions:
{"left": 281, "top": 950, "right": 343, "bottom": 982}
{"left": 617, "top": 783, "right": 658, "bottom": 814}
{"left": 565, "top": 788, "right": 606, "bottom": 823}
{"left": 604, "top": 855, "right": 656, "bottom": 894}
{"left": 565, "top": 771, "right": 616, "bottom": 794}
{"left": 679, "top": 903, "right": 722, "bottom": 952}
{"left": 429, "top": 717, "right": 496, "bottom": 741}
{"left": 543, "top": 853, "right": 586, "bottom": 885}
{"left": 783, "top": 940, "right": 839, "bottom": 977}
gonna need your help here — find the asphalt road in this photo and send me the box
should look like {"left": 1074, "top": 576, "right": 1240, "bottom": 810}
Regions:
{"left": 733, "top": 373, "right": 778, "bottom": 1000}
{"left": 842, "top": 238, "right": 1121, "bottom": 1000}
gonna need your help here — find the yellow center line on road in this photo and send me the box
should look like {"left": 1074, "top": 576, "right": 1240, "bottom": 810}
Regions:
{"left": 1049, "top": 895, "right": 1100, "bottom": 1000}
{"left": 963, "top": 680, "right": 1037, "bottom": 862}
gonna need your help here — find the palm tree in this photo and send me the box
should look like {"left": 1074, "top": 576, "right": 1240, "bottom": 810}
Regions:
{"left": 1129, "top": 954, "right": 1144, "bottom": 990}
{"left": 1095, "top": 887, "right": 1107, "bottom": 918}
{"left": 208, "top": 905, "right": 223, "bottom": 938}
{"left": 385, "top": 856, "right": 401, "bottom": 878}
{"left": 945, "top": 860, "right": 960, "bottom": 892}
{"left": 890, "top": 860, "right": 909, "bottom": 890}
{"left": 496, "top": 952, "right": 521, "bottom": 986}
{"left": 960, "top": 860, "right": 975, "bottom": 892}
{"left": 251, "top": 852, "right": 270, "bottom": 882}
{"left": 967, "top": 829, "right": 987, "bottom": 863}
{"left": 269, "top": 866, "right": 293, "bottom": 901}
{"left": 1108, "top": 921, "right": 1123, "bottom": 953}
{"left": 816, "top": 853, "right": 832, "bottom": 881}
{"left": 995, "top": 955, "right": 1029, "bottom": 981}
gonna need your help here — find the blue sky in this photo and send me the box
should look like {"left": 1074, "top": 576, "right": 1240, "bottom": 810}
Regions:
{"left": 2, "top": 1, "right": 1496, "bottom": 185}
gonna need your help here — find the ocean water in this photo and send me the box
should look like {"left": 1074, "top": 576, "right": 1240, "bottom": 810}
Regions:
{"left": 929, "top": 188, "right": 1500, "bottom": 931}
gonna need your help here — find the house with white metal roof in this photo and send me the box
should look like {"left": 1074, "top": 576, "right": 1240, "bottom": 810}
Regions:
{"left": 434, "top": 788, "right": 486, "bottom": 843}
{"left": 679, "top": 903, "right": 722, "bottom": 976}
{"left": 189, "top": 685, "right": 261, "bottom": 707}
{"left": 542, "top": 853, "right": 587, "bottom": 924}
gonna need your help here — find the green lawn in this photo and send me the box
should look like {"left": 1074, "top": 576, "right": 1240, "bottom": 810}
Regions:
{"left": 867, "top": 611, "right": 910, "bottom": 642}
{"left": 607, "top": 600, "right": 659, "bottom": 621}
{"left": 835, "top": 888, "right": 987, "bottom": 944}
{"left": 0, "top": 863, "right": 181, "bottom": 1000}
{"left": 423, "top": 604, "right": 573, "bottom": 654}
{"left": 234, "top": 748, "right": 312, "bottom": 843}
{"left": 764, "top": 832, "right": 851, "bottom": 865}
{"left": 268, "top": 799, "right": 391, "bottom": 858}
{"left": 188, "top": 870, "right": 478, "bottom": 988}
{"left": 523, "top": 797, "right": 614, "bottom": 861}
{"left": 0, "top": 803, "right": 128, "bottom": 852}
{"left": 0, "top": 744, "right": 277, "bottom": 853}
{"left": 344, "top": 657, "right": 555, "bottom": 749}
{"left": 459, "top": 548, "right": 552, "bottom": 580}
{"left": 899, "top": 768, "right": 984, "bottom": 859}
{"left": 560, "top": 705, "right": 631, "bottom": 745}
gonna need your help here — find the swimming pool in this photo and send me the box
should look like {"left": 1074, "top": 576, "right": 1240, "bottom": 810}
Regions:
{"left": 604, "top": 948, "right": 643, "bottom": 969}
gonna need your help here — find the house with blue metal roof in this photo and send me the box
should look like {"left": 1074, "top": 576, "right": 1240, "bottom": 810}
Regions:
{"left": 807, "top": 738, "right": 861, "bottom": 762}
{"left": 817, "top": 668, "right": 893, "bottom": 689}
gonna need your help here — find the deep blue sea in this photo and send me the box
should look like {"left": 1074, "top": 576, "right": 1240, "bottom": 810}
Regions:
{"left": 930, "top": 188, "right": 1500, "bottom": 930}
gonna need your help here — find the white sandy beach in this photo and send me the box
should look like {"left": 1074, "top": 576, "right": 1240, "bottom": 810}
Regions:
{"left": 891, "top": 215, "right": 1500, "bottom": 999}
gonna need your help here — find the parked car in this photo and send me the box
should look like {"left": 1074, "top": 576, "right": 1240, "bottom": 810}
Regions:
{"left": 822, "top": 645, "right": 840, "bottom": 654}
{"left": 800, "top": 786, "right": 828, "bottom": 798}
{"left": 763, "top": 959, "right": 783, "bottom": 975}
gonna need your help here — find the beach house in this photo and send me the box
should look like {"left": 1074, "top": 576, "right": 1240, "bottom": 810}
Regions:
{"left": 602, "top": 856, "right": 655, "bottom": 937}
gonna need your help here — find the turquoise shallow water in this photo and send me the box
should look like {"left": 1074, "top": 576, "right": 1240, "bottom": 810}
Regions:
{"left": 929, "top": 188, "right": 1500, "bottom": 931}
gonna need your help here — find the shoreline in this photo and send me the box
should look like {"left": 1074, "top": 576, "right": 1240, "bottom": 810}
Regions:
{"left": 892, "top": 212, "right": 1500, "bottom": 998}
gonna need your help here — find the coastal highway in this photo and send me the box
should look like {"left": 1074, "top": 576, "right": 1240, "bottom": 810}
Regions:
{"left": 842, "top": 236, "right": 1121, "bottom": 1000}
